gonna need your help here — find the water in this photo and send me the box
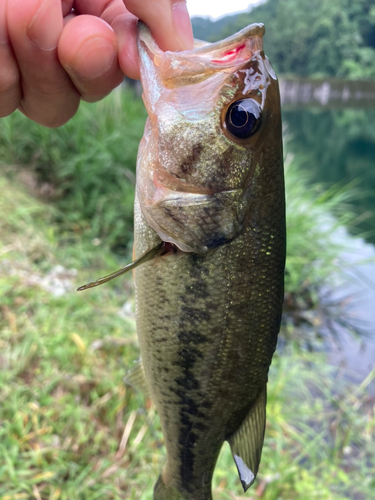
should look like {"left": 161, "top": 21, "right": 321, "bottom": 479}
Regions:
{"left": 283, "top": 107, "right": 375, "bottom": 245}
{"left": 281, "top": 78, "right": 375, "bottom": 393}
{"left": 328, "top": 228, "right": 375, "bottom": 393}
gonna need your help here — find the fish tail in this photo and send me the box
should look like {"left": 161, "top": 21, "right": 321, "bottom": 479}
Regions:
{"left": 154, "top": 474, "right": 211, "bottom": 500}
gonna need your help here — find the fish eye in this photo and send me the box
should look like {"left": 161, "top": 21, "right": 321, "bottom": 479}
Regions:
{"left": 225, "top": 99, "right": 262, "bottom": 139}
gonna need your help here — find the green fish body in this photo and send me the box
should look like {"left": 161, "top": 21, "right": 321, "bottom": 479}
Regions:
{"left": 133, "top": 23, "right": 285, "bottom": 500}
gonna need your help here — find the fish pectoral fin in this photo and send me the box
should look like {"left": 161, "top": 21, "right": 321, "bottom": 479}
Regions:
{"left": 228, "top": 386, "right": 267, "bottom": 492}
{"left": 124, "top": 359, "right": 150, "bottom": 396}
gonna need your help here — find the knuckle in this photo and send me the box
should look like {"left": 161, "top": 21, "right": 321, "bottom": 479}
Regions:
{"left": 21, "top": 101, "right": 79, "bottom": 128}
{"left": 0, "top": 96, "right": 20, "bottom": 117}
{"left": 74, "top": 69, "right": 124, "bottom": 102}
{"left": 0, "top": 66, "right": 21, "bottom": 116}
{"left": 19, "top": 81, "right": 80, "bottom": 127}
{"left": 0, "top": 65, "right": 20, "bottom": 95}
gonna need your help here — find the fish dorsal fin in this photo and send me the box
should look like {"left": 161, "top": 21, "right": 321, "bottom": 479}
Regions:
{"left": 124, "top": 359, "right": 150, "bottom": 396}
{"left": 228, "top": 386, "right": 267, "bottom": 491}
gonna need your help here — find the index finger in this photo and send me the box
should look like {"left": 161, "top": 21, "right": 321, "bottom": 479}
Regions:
{"left": 74, "top": 0, "right": 193, "bottom": 52}
{"left": 123, "top": 0, "right": 193, "bottom": 51}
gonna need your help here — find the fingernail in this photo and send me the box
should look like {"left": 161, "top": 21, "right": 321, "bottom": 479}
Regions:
{"left": 172, "top": 1, "right": 194, "bottom": 50}
{"left": 70, "top": 38, "right": 116, "bottom": 80}
{"left": 27, "top": 0, "right": 62, "bottom": 50}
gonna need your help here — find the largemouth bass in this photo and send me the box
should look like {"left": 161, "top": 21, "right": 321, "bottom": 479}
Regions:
{"left": 134, "top": 22, "right": 285, "bottom": 500}
{"left": 80, "top": 21, "right": 285, "bottom": 500}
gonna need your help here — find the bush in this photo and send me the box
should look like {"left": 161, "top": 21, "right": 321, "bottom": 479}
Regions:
{"left": 0, "top": 88, "right": 147, "bottom": 254}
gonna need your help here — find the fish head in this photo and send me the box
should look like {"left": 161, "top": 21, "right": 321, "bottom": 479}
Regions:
{"left": 137, "top": 22, "right": 282, "bottom": 253}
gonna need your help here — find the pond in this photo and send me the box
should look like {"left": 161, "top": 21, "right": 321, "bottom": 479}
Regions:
{"left": 281, "top": 78, "right": 375, "bottom": 393}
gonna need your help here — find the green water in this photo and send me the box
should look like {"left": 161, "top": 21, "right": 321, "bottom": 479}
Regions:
{"left": 283, "top": 106, "right": 375, "bottom": 245}
{"left": 281, "top": 87, "right": 375, "bottom": 391}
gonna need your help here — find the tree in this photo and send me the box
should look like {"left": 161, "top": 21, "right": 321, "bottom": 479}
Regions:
{"left": 195, "top": 0, "right": 375, "bottom": 79}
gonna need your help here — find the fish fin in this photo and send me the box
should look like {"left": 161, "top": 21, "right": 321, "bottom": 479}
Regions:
{"left": 228, "top": 386, "right": 267, "bottom": 492}
{"left": 77, "top": 242, "right": 166, "bottom": 291}
{"left": 124, "top": 360, "right": 150, "bottom": 396}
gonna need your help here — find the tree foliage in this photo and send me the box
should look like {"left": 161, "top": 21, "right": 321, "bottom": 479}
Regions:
{"left": 192, "top": 0, "right": 375, "bottom": 79}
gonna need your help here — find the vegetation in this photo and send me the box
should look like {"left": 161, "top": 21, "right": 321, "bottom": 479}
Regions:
{"left": 190, "top": 12, "right": 243, "bottom": 42}
{"left": 2, "top": 2, "right": 373, "bottom": 497}
{"left": 0, "top": 91, "right": 374, "bottom": 498}
{"left": 0, "top": 92, "right": 358, "bottom": 315}
{"left": 0, "top": 173, "right": 374, "bottom": 499}
{"left": 192, "top": 0, "right": 375, "bottom": 79}
{"left": 0, "top": 88, "right": 147, "bottom": 255}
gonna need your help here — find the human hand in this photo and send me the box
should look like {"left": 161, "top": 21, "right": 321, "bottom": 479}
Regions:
{"left": 0, "top": 0, "right": 193, "bottom": 127}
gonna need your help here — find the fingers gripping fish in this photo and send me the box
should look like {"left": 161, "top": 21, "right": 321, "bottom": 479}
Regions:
{"left": 80, "top": 22, "right": 285, "bottom": 500}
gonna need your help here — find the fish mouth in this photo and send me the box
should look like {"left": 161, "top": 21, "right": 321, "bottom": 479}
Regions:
{"left": 140, "top": 186, "right": 246, "bottom": 254}
{"left": 138, "top": 22, "right": 265, "bottom": 89}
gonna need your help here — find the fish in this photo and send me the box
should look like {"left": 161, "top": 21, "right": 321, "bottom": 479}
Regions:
{"left": 133, "top": 21, "right": 285, "bottom": 499}
{"left": 79, "top": 21, "right": 285, "bottom": 500}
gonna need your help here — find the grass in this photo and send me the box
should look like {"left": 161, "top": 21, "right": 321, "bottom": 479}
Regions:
{"left": 0, "top": 90, "right": 374, "bottom": 499}
{"left": 0, "top": 89, "right": 361, "bottom": 298}
{"left": 0, "top": 170, "right": 374, "bottom": 499}
{"left": 0, "top": 88, "right": 147, "bottom": 254}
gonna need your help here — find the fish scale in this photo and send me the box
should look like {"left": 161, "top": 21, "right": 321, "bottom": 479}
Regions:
{"left": 134, "top": 176, "right": 284, "bottom": 500}
{"left": 130, "top": 21, "right": 286, "bottom": 500}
